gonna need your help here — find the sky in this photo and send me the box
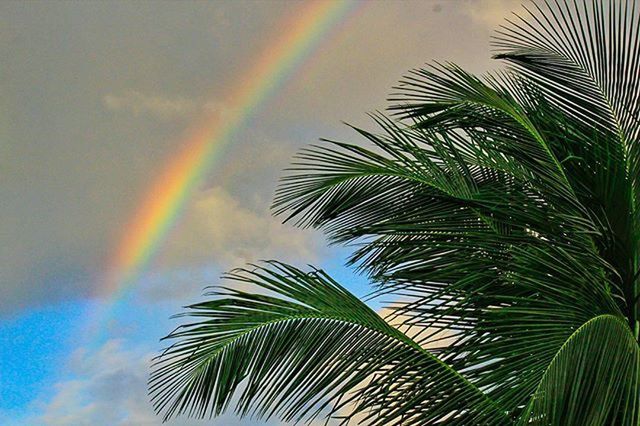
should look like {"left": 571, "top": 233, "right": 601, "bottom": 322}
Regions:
{"left": 1, "top": 0, "right": 518, "bottom": 424}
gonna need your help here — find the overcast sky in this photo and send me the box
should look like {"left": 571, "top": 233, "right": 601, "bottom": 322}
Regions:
{"left": 1, "top": 1, "right": 518, "bottom": 424}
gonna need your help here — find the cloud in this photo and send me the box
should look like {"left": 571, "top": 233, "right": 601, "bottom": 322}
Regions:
{"left": 275, "top": 0, "right": 518, "bottom": 128}
{"left": 1, "top": 1, "right": 539, "bottom": 421}
{"left": 378, "top": 306, "right": 454, "bottom": 349}
{"left": 21, "top": 339, "right": 276, "bottom": 425}
{"left": 103, "top": 91, "right": 198, "bottom": 119}
{"left": 161, "top": 186, "right": 322, "bottom": 267}
{"left": 102, "top": 91, "right": 241, "bottom": 123}
{"left": 0, "top": 115, "right": 308, "bottom": 314}
{"left": 14, "top": 305, "right": 447, "bottom": 426}
{"left": 143, "top": 186, "right": 324, "bottom": 301}
{"left": 462, "top": 0, "right": 521, "bottom": 29}
{"left": 20, "top": 340, "right": 156, "bottom": 425}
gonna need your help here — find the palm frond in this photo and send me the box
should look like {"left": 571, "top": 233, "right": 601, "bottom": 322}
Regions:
{"left": 492, "top": 0, "right": 640, "bottom": 340}
{"left": 493, "top": 0, "right": 640, "bottom": 141}
{"left": 272, "top": 115, "right": 625, "bottom": 415}
{"left": 518, "top": 314, "right": 640, "bottom": 425}
{"left": 149, "top": 262, "right": 510, "bottom": 425}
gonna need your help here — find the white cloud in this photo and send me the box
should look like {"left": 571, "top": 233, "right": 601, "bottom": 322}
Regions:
{"left": 158, "top": 186, "right": 323, "bottom": 269}
{"left": 142, "top": 186, "right": 323, "bottom": 301}
{"left": 378, "top": 306, "right": 454, "bottom": 349}
{"left": 22, "top": 339, "right": 275, "bottom": 426}
{"left": 17, "top": 308, "right": 448, "bottom": 426}
{"left": 21, "top": 340, "right": 156, "bottom": 425}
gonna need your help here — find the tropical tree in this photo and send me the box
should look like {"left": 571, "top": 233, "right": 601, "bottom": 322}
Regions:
{"left": 150, "top": 1, "right": 640, "bottom": 424}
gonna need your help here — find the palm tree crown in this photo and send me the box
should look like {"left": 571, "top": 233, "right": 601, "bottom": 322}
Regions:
{"left": 150, "top": 1, "right": 640, "bottom": 424}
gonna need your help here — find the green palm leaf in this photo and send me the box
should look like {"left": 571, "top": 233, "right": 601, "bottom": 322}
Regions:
{"left": 149, "top": 262, "right": 510, "bottom": 424}
{"left": 518, "top": 314, "right": 640, "bottom": 425}
{"left": 492, "top": 0, "right": 640, "bottom": 331}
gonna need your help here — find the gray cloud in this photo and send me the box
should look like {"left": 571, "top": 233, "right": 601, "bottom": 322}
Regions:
{"left": 0, "top": 1, "right": 530, "bottom": 423}
{"left": 275, "top": 0, "right": 515, "bottom": 129}
{"left": 1, "top": 0, "right": 520, "bottom": 314}
{"left": 462, "top": 0, "right": 521, "bottom": 28}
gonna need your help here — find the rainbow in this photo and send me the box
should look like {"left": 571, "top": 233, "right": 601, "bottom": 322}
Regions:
{"left": 99, "top": 0, "right": 362, "bottom": 309}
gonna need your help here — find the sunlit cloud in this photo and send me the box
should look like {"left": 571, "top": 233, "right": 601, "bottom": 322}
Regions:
{"left": 156, "top": 186, "right": 323, "bottom": 271}
{"left": 23, "top": 339, "right": 271, "bottom": 425}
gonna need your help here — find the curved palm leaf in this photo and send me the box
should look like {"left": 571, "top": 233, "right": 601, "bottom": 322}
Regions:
{"left": 149, "top": 262, "right": 510, "bottom": 425}
{"left": 518, "top": 314, "right": 640, "bottom": 425}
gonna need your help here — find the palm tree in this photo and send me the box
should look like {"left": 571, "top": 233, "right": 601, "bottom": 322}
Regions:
{"left": 149, "top": 1, "right": 640, "bottom": 424}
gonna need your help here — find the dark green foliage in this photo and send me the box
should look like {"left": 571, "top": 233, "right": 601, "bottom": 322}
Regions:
{"left": 151, "top": 1, "right": 640, "bottom": 424}
{"left": 150, "top": 263, "right": 510, "bottom": 424}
